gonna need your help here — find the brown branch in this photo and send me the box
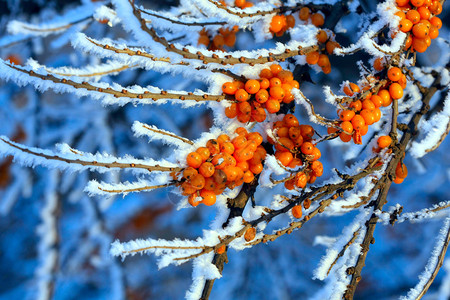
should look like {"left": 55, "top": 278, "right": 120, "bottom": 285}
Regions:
{"left": 6, "top": 63, "right": 226, "bottom": 102}
{"left": 425, "top": 118, "right": 450, "bottom": 154}
{"left": 97, "top": 182, "right": 176, "bottom": 194}
{"left": 0, "top": 137, "right": 182, "bottom": 172}
{"left": 141, "top": 124, "right": 194, "bottom": 145}
{"left": 129, "top": 0, "right": 318, "bottom": 66}
{"left": 327, "top": 228, "right": 361, "bottom": 276}
{"left": 138, "top": 7, "right": 227, "bottom": 26}
{"left": 47, "top": 64, "right": 134, "bottom": 78}
{"left": 17, "top": 16, "right": 92, "bottom": 33}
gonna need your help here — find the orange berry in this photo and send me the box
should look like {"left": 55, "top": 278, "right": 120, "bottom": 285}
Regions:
{"left": 235, "top": 89, "right": 249, "bottom": 102}
{"left": 187, "top": 152, "right": 203, "bottom": 168}
{"left": 411, "top": 0, "right": 425, "bottom": 6}
{"left": 395, "top": 163, "right": 408, "bottom": 179}
{"left": 378, "top": 89, "right": 392, "bottom": 107}
{"left": 399, "top": 19, "right": 413, "bottom": 32}
{"left": 311, "top": 160, "right": 323, "bottom": 177}
{"left": 339, "top": 110, "right": 355, "bottom": 121}
{"left": 269, "top": 77, "right": 282, "bottom": 87}
{"left": 339, "top": 132, "right": 352, "bottom": 142}
{"left": 341, "top": 121, "right": 354, "bottom": 134}
{"left": 206, "top": 139, "right": 220, "bottom": 155}
{"left": 360, "top": 125, "right": 369, "bottom": 136}
{"left": 270, "top": 15, "right": 286, "bottom": 33}
{"left": 393, "top": 177, "right": 405, "bottom": 184}
{"left": 325, "top": 41, "right": 340, "bottom": 54}
{"left": 260, "top": 68, "right": 273, "bottom": 79}
{"left": 198, "top": 35, "right": 210, "bottom": 46}
{"left": 238, "top": 101, "right": 251, "bottom": 115}
{"left": 277, "top": 137, "right": 295, "bottom": 152}
{"left": 245, "top": 79, "right": 261, "bottom": 94}
{"left": 188, "top": 193, "right": 201, "bottom": 207}
{"left": 377, "top": 136, "right": 392, "bottom": 148}
{"left": 252, "top": 107, "right": 267, "bottom": 122}
{"left": 430, "top": 17, "right": 442, "bottom": 29}
{"left": 277, "top": 126, "right": 289, "bottom": 138}
{"left": 243, "top": 170, "right": 255, "bottom": 183}
{"left": 213, "top": 34, "right": 225, "bottom": 48}
{"left": 290, "top": 80, "right": 300, "bottom": 89}
{"left": 224, "top": 32, "right": 236, "bottom": 47}
{"left": 299, "top": 125, "right": 315, "bottom": 140}
{"left": 412, "top": 37, "right": 428, "bottom": 52}
{"left": 278, "top": 70, "right": 294, "bottom": 83}
{"left": 200, "top": 189, "right": 216, "bottom": 206}
{"left": 360, "top": 109, "right": 375, "bottom": 125}
{"left": 389, "top": 83, "right": 404, "bottom": 99}
{"left": 301, "top": 142, "right": 314, "bottom": 155}
{"left": 286, "top": 15, "right": 296, "bottom": 28}
{"left": 394, "top": 10, "right": 406, "bottom": 20}
{"left": 417, "top": 7, "right": 430, "bottom": 20}
{"left": 404, "top": 35, "right": 413, "bottom": 50}
{"left": 259, "top": 78, "right": 270, "bottom": 90}
{"left": 327, "top": 127, "right": 339, "bottom": 134}
{"left": 351, "top": 115, "right": 365, "bottom": 131}
{"left": 370, "top": 95, "right": 383, "bottom": 108}
{"left": 430, "top": 1, "right": 442, "bottom": 15}
{"left": 183, "top": 167, "right": 198, "bottom": 180}
{"left": 222, "top": 82, "right": 238, "bottom": 95}
{"left": 220, "top": 141, "right": 235, "bottom": 155}
{"left": 412, "top": 22, "right": 429, "bottom": 38}
{"left": 244, "top": 227, "right": 256, "bottom": 242}
{"left": 429, "top": 26, "right": 439, "bottom": 39}
{"left": 191, "top": 174, "right": 206, "bottom": 190}
{"left": 266, "top": 99, "right": 280, "bottom": 113}
{"left": 269, "top": 86, "right": 285, "bottom": 100}
{"left": 225, "top": 103, "right": 238, "bottom": 118}
{"left": 306, "top": 51, "right": 320, "bottom": 65}
{"left": 387, "top": 67, "right": 403, "bottom": 82}
{"left": 249, "top": 163, "right": 263, "bottom": 175}
{"left": 406, "top": 9, "right": 421, "bottom": 24}
{"left": 294, "top": 172, "right": 308, "bottom": 188}
{"left": 353, "top": 129, "right": 362, "bottom": 145}
{"left": 310, "top": 147, "right": 321, "bottom": 161}
{"left": 196, "top": 147, "right": 211, "bottom": 161}
{"left": 372, "top": 108, "right": 382, "bottom": 123}
{"left": 349, "top": 100, "right": 362, "bottom": 111}
{"left": 373, "top": 57, "right": 385, "bottom": 71}
{"left": 362, "top": 99, "right": 376, "bottom": 110}
{"left": 396, "top": 0, "right": 409, "bottom": 5}
{"left": 276, "top": 151, "right": 294, "bottom": 167}
{"left": 317, "top": 54, "right": 330, "bottom": 68}
{"left": 270, "top": 64, "right": 282, "bottom": 75}
{"left": 317, "top": 30, "right": 328, "bottom": 43}
{"left": 303, "top": 199, "right": 311, "bottom": 209}
{"left": 299, "top": 7, "right": 310, "bottom": 21}
{"left": 6, "top": 55, "right": 21, "bottom": 65}
{"left": 283, "top": 114, "right": 299, "bottom": 127}
{"left": 311, "top": 13, "right": 325, "bottom": 27}
{"left": 292, "top": 205, "right": 303, "bottom": 218}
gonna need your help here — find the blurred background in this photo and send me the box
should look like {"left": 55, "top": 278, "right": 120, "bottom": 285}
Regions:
{"left": 0, "top": 0, "right": 449, "bottom": 299}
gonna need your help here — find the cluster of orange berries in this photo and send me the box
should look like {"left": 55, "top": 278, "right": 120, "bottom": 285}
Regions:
{"left": 329, "top": 66, "right": 407, "bottom": 144}
{"left": 180, "top": 128, "right": 267, "bottom": 207}
{"left": 269, "top": 14, "right": 296, "bottom": 36}
{"left": 268, "top": 114, "right": 324, "bottom": 189}
{"left": 198, "top": 27, "right": 239, "bottom": 51}
{"left": 305, "top": 29, "right": 341, "bottom": 74}
{"left": 224, "top": 64, "right": 298, "bottom": 123}
{"left": 396, "top": 0, "right": 443, "bottom": 53}
{"left": 298, "top": 7, "right": 325, "bottom": 27}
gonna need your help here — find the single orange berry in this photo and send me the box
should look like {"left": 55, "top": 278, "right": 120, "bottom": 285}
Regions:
{"left": 225, "top": 103, "right": 238, "bottom": 118}
{"left": 317, "top": 54, "right": 330, "bottom": 68}
{"left": 417, "top": 7, "right": 430, "bottom": 20}
{"left": 387, "top": 67, "right": 403, "bottom": 82}
{"left": 259, "top": 78, "right": 270, "bottom": 90}
{"left": 270, "top": 86, "right": 285, "bottom": 100}
{"left": 412, "top": 22, "right": 429, "bottom": 38}
{"left": 373, "top": 57, "right": 385, "bottom": 71}
{"left": 222, "top": 82, "right": 238, "bottom": 95}
{"left": 269, "top": 77, "right": 282, "bottom": 87}
{"left": 377, "top": 136, "right": 392, "bottom": 148}
{"left": 245, "top": 79, "right": 261, "bottom": 94}
{"left": 306, "top": 51, "right": 320, "bottom": 65}
{"left": 196, "top": 147, "right": 211, "bottom": 161}
{"left": 301, "top": 142, "right": 314, "bottom": 155}
{"left": 299, "top": 7, "right": 310, "bottom": 20}
{"left": 406, "top": 9, "right": 421, "bottom": 24}
{"left": 311, "top": 160, "right": 323, "bottom": 177}
{"left": 294, "top": 172, "right": 308, "bottom": 188}
{"left": 410, "top": 0, "right": 425, "bottom": 7}
{"left": 276, "top": 151, "right": 294, "bottom": 167}
{"left": 283, "top": 114, "right": 299, "bottom": 127}
{"left": 213, "top": 34, "right": 225, "bottom": 48}
{"left": 378, "top": 89, "right": 392, "bottom": 107}
{"left": 360, "top": 109, "right": 375, "bottom": 126}
{"left": 395, "top": 163, "right": 408, "bottom": 179}
{"left": 430, "top": 16, "right": 442, "bottom": 29}
{"left": 341, "top": 121, "right": 353, "bottom": 134}
{"left": 235, "top": 89, "right": 249, "bottom": 102}
{"left": 399, "top": 19, "right": 413, "bottom": 32}
{"left": 393, "top": 177, "right": 405, "bottom": 184}
{"left": 349, "top": 100, "right": 362, "bottom": 111}
{"left": 200, "top": 189, "right": 216, "bottom": 206}
{"left": 270, "top": 64, "right": 283, "bottom": 75}
{"left": 183, "top": 167, "right": 198, "bottom": 180}
{"left": 351, "top": 115, "right": 365, "bottom": 131}
{"left": 286, "top": 15, "right": 296, "bottom": 28}
{"left": 260, "top": 68, "right": 273, "bottom": 79}
{"left": 292, "top": 205, "right": 303, "bottom": 218}
{"left": 389, "top": 83, "right": 404, "bottom": 99}
{"left": 428, "top": 26, "right": 439, "bottom": 39}
{"left": 186, "top": 152, "right": 203, "bottom": 168}
{"left": 317, "top": 30, "right": 328, "bottom": 43}
{"left": 370, "top": 95, "right": 383, "bottom": 108}
{"left": 311, "top": 13, "right": 325, "bottom": 27}
{"left": 362, "top": 99, "right": 376, "bottom": 110}
{"left": 412, "top": 37, "right": 428, "bottom": 53}
{"left": 325, "top": 41, "right": 340, "bottom": 54}
{"left": 266, "top": 99, "right": 280, "bottom": 113}
{"left": 244, "top": 227, "right": 256, "bottom": 242}
{"left": 270, "top": 15, "right": 286, "bottom": 33}
{"left": 339, "top": 110, "right": 356, "bottom": 121}
{"left": 339, "top": 132, "right": 352, "bottom": 142}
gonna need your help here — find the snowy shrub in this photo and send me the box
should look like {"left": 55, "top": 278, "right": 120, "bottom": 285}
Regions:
{"left": 0, "top": 0, "right": 449, "bottom": 299}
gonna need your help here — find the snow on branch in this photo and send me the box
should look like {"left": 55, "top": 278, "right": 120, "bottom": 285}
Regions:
{"left": 0, "top": 136, "right": 181, "bottom": 174}
{"left": 85, "top": 177, "right": 175, "bottom": 197}
{"left": 410, "top": 91, "right": 450, "bottom": 158}
{"left": 400, "top": 217, "right": 450, "bottom": 300}
{"left": 132, "top": 121, "right": 194, "bottom": 147}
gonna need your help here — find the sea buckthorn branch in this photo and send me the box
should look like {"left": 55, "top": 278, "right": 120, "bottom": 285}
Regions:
{"left": 344, "top": 73, "right": 444, "bottom": 299}
{"left": 0, "top": 137, "right": 182, "bottom": 173}
{"left": 139, "top": 124, "right": 194, "bottom": 145}
{"left": 205, "top": 0, "right": 333, "bottom": 19}
{"left": 11, "top": 16, "right": 93, "bottom": 33}
{"left": 4, "top": 63, "right": 227, "bottom": 103}
{"left": 96, "top": 182, "right": 176, "bottom": 194}
{"left": 137, "top": 6, "right": 227, "bottom": 26}
{"left": 45, "top": 63, "right": 135, "bottom": 78}
{"left": 326, "top": 228, "right": 361, "bottom": 276}
{"left": 128, "top": 0, "right": 319, "bottom": 66}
